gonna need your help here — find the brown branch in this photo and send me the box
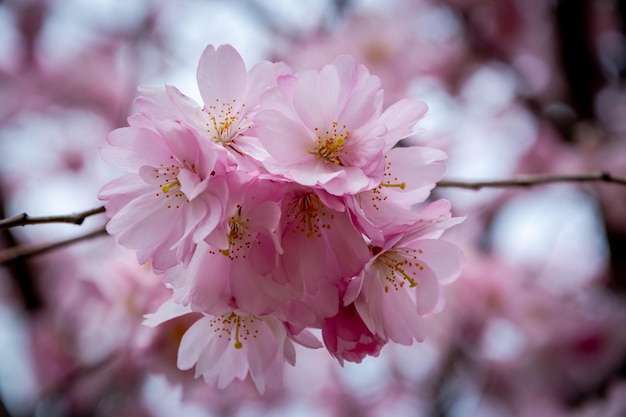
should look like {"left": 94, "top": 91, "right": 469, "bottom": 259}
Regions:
{"left": 0, "top": 206, "right": 106, "bottom": 230}
{"left": 437, "top": 171, "right": 626, "bottom": 191}
{"left": 0, "top": 394, "right": 11, "bottom": 417}
{"left": 0, "top": 227, "right": 109, "bottom": 265}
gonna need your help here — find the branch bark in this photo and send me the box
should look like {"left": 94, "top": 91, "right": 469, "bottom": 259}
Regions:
{"left": 437, "top": 171, "right": 626, "bottom": 190}
{"left": 0, "top": 171, "right": 624, "bottom": 264}
{"left": 0, "top": 206, "right": 106, "bottom": 230}
{"left": 0, "top": 227, "right": 108, "bottom": 265}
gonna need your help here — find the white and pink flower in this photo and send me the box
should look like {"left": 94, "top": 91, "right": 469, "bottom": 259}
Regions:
{"left": 99, "top": 43, "right": 462, "bottom": 394}
{"left": 345, "top": 200, "right": 464, "bottom": 345}
{"left": 255, "top": 55, "right": 387, "bottom": 196}
{"left": 99, "top": 119, "right": 228, "bottom": 272}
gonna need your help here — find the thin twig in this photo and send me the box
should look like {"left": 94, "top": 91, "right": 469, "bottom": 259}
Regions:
{"left": 0, "top": 206, "right": 106, "bottom": 230}
{"left": 0, "top": 227, "right": 108, "bottom": 265}
{"left": 437, "top": 171, "right": 626, "bottom": 190}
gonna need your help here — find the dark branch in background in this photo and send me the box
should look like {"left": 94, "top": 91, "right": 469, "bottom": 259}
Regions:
{"left": 0, "top": 206, "right": 105, "bottom": 230}
{"left": 437, "top": 171, "right": 626, "bottom": 190}
{"left": 0, "top": 187, "right": 43, "bottom": 311}
{"left": 0, "top": 394, "right": 12, "bottom": 417}
{"left": 555, "top": 0, "right": 602, "bottom": 126}
{"left": 0, "top": 171, "right": 621, "bottom": 265}
{"left": 0, "top": 227, "right": 108, "bottom": 266}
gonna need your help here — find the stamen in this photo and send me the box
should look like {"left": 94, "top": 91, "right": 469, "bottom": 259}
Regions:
{"left": 395, "top": 266, "right": 417, "bottom": 287}
{"left": 378, "top": 250, "right": 420, "bottom": 291}
{"left": 234, "top": 317, "right": 243, "bottom": 349}
{"left": 308, "top": 122, "right": 349, "bottom": 165}
{"left": 287, "top": 193, "right": 329, "bottom": 238}
{"left": 203, "top": 99, "right": 245, "bottom": 147}
{"left": 329, "top": 136, "right": 345, "bottom": 151}
{"left": 219, "top": 211, "right": 251, "bottom": 259}
{"left": 161, "top": 179, "right": 180, "bottom": 194}
{"left": 380, "top": 182, "right": 406, "bottom": 190}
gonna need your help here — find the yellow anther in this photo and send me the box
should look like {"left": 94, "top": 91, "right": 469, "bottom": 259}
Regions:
{"left": 234, "top": 318, "right": 243, "bottom": 349}
{"left": 332, "top": 136, "right": 345, "bottom": 148}
{"left": 160, "top": 179, "right": 180, "bottom": 194}
{"left": 381, "top": 182, "right": 406, "bottom": 190}
{"left": 396, "top": 266, "right": 418, "bottom": 287}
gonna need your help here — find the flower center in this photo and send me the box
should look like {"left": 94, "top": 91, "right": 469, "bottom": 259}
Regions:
{"left": 153, "top": 157, "right": 184, "bottom": 209}
{"left": 153, "top": 156, "right": 198, "bottom": 209}
{"left": 209, "top": 312, "right": 260, "bottom": 350}
{"left": 203, "top": 98, "right": 248, "bottom": 147}
{"left": 160, "top": 179, "right": 180, "bottom": 194}
{"left": 219, "top": 206, "right": 252, "bottom": 259}
{"left": 376, "top": 249, "right": 424, "bottom": 293}
{"left": 361, "top": 155, "right": 406, "bottom": 211}
{"left": 308, "top": 121, "right": 350, "bottom": 165}
{"left": 287, "top": 193, "right": 332, "bottom": 238}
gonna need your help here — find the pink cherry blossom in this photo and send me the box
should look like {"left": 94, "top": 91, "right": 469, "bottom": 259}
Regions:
{"left": 129, "top": 44, "right": 291, "bottom": 172}
{"left": 345, "top": 200, "right": 464, "bottom": 345}
{"left": 94, "top": 41, "right": 465, "bottom": 398}
{"left": 271, "top": 185, "right": 370, "bottom": 326}
{"left": 164, "top": 174, "right": 289, "bottom": 316}
{"left": 98, "top": 118, "right": 228, "bottom": 271}
{"left": 255, "top": 55, "right": 387, "bottom": 195}
{"left": 194, "top": 44, "right": 292, "bottom": 167}
{"left": 322, "top": 302, "right": 386, "bottom": 365}
{"left": 177, "top": 312, "right": 296, "bottom": 394}
{"left": 348, "top": 145, "right": 448, "bottom": 245}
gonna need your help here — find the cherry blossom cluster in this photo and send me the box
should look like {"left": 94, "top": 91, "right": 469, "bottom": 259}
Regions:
{"left": 98, "top": 44, "right": 463, "bottom": 393}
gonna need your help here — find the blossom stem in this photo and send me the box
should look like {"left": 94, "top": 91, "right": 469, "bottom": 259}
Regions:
{"left": 0, "top": 227, "right": 108, "bottom": 265}
{"left": 0, "top": 206, "right": 106, "bottom": 230}
{"left": 437, "top": 171, "right": 626, "bottom": 190}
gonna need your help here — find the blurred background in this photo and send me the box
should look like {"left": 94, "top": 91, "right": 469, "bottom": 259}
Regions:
{"left": 1, "top": 0, "right": 626, "bottom": 416}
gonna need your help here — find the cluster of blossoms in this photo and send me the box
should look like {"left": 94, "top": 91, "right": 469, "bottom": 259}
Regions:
{"left": 98, "top": 44, "right": 463, "bottom": 393}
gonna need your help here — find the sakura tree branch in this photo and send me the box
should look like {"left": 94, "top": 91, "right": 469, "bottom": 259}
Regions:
{"left": 0, "top": 227, "right": 108, "bottom": 265}
{"left": 437, "top": 171, "right": 626, "bottom": 190}
{"left": 0, "top": 206, "right": 106, "bottom": 230}
{"left": 0, "top": 394, "right": 12, "bottom": 417}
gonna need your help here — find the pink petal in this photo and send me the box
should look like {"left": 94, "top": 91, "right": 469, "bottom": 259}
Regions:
{"left": 143, "top": 299, "right": 192, "bottom": 327}
{"left": 179, "top": 199, "right": 208, "bottom": 239}
{"left": 193, "top": 191, "right": 226, "bottom": 243}
{"left": 292, "top": 67, "right": 338, "bottom": 129}
{"left": 107, "top": 194, "right": 174, "bottom": 248}
{"left": 381, "top": 99, "right": 429, "bottom": 150}
{"left": 256, "top": 109, "right": 314, "bottom": 161}
{"left": 344, "top": 274, "right": 365, "bottom": 306}
{"left": 102, "top": 127, "right": 170, "bottom": 171}
{"left": 177, "top": 315, "right": 213, "bottom": 370}
{"left": 197, "top": 44, "right": 247, "bottom": 104}
{"left": 187, "top": 251, "right": 230, "bottom": 313}
{"left": 416, "top": 239, "right": 465, "bottom": 285}
{"left": 381, "top": 290, "right": 425, "bottom": 344}
{"left": 411, "top": 261, "right": 440, "bottom": 315}
{"left": 281, "top": 228, "right": 326, "bottom": 294}
{"left": 338, "top": 73, "right": 381, "bottom": 129}
{"left": 98, "top": 175, "right": 152, "bottom": 214}
{"left": 245, "top": 61, "right": 292, "bottom": 108}
{"left": 177, "top": 169, "right": 204, "bottom": 200}
{"left": 154, "top": 121, "right": 200, "bottom": 166}
{"left": 380, "top": 147, "right": 447, "bottom": 205}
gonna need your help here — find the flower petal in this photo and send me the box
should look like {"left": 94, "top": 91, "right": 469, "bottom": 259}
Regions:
{"left": 197, "top": 44, "right": 247, "bottom": 104}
